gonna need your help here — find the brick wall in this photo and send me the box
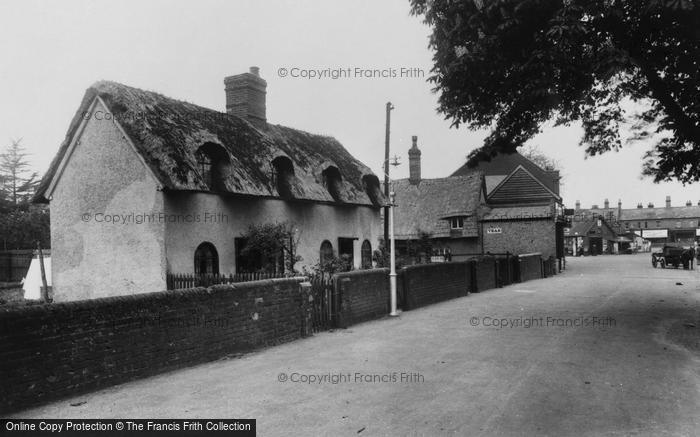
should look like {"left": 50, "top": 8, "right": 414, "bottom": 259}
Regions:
{"left": 402, "top": 262, "right": 470, "bottom": 310}
{"left": 519, "top": 254, "right": 543, "bottom": 282}
{"left": 482, "top": 220, "right": 556, "bottom": 259}
{"left": 0, "top": 278, "right": 307, "bottom": 413}
{"left": 335, "top": 269, "right": 389, "bottom": 327}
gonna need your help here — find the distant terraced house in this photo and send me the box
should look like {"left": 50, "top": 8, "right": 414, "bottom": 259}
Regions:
{"left": 34, "top": 67, "right": 384, "bottom": 301}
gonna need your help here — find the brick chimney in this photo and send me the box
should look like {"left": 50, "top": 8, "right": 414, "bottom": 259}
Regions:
{"left": 665, "top": 195, "right": 671, "bottom": 208}
{"left": 408, "top": 135, "right": 422, "bottom": 185}
{"left": 224, "top": 66, "right": 267, "bottom": 128}
{"left": 604, "top": 198, "right": 609, "bottom": 209}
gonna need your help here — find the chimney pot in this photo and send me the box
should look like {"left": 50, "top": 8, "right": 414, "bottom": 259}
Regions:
{"left": 686, "top": 200, "right": 692, "bottom": 206}
{"left": 637, "top": 203, "right": 643, "bottom": 209}
{"left": 648, "top": 202, "right": 654, "bottom": 208}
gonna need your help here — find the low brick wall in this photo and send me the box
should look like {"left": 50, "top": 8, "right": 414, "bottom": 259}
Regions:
{"left": 519, "top": 253, "right": 543, "bottom": 282}
{"left": 0, "top": 278, "right": 307, "bottom": 413}
{"left": 335, "top": 269, "right": 389, "bottom": 327}
{"left": 402, "top": 262, "right": 470, "bottom": 310}
{"left": 472, "top": 256, "right": 497, "bottom": 292}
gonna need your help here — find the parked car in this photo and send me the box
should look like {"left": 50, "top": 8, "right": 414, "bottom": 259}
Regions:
{"left": 651, "top": 244, "right": 693, "bottom": 269}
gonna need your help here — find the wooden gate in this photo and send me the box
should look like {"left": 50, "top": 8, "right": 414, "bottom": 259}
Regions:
{"left": 309, "top": 274, "right": 340, "bottom": 332}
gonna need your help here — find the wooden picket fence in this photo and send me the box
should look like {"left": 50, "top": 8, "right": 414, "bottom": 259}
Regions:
{"left": 166, "top": 271, "right": 289, "bottom": 290}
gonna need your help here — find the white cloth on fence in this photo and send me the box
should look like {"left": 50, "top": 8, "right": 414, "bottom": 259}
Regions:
{"left": 23, "top": 256, "right": 52, "bottom": 300}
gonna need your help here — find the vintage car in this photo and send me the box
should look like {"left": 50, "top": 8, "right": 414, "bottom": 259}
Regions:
{"left": 651, "top": 244, "right": 694, "bottom": 269}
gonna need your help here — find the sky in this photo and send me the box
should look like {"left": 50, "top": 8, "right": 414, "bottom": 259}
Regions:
{"left": 1, "top": 0, "right": 699, "bottom": 209}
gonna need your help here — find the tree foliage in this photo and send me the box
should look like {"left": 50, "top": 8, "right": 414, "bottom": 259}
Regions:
{"left": 410, "top": 0, "right": 700, "bottom": 183}
{"left": 239, "top": 221, "right": 301, "bottom": 274}
{"left": 0, "top": 204, "right": 50, "bottom": 250}
{"left": 0, "top": 139, "right": 39, "bottom": 206}
{"left": 520, "top": 145, "right": 561, "bottom": 172}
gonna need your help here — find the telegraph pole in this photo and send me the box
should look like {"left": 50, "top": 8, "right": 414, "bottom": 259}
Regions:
{"left": 383, "top": 102, "right": 394, "bottom": 249}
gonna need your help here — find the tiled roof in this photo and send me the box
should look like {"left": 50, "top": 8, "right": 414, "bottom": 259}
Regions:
{"left": 451, "top": 151, "right": 559, "bottom": 195}
{"left": 487, "top": 165, "right": 561, "bottom": 204}
{"left": 482, "top": 205, "right": 553, "bottom": 221}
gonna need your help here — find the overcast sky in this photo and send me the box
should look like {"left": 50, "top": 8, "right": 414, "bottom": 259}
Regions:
{"left": 1, "top": 0, "right": 699, "bottom": 209}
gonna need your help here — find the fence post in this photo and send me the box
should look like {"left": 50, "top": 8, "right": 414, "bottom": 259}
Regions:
{"left": 470, "top": 258, "right": 478, "bottom": 293}
{"left": 299, "top": 281, "right": 313, "bottom": 337}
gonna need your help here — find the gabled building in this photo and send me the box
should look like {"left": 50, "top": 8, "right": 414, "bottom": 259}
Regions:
{"left": 35, "top": 67, "right": 384, "bottom": 301}
{"left": 454, "top": 151, "right": 565, "bottom": 259}
{"left": 391, "top": 142, "right": 564, "bottom": 261}
{"left": 565, "top": 213, "right": 619, "bottom": 255}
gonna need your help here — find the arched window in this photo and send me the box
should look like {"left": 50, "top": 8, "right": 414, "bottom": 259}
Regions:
{"left": 271, "top": 156, "right": 295, "bottom": 198}
{"left": 322, "top": 166, "right": 343, "bottom": 202}
{"left": 320, "top": 240, "right": 334, "bottom": 265}
{"left": 194, "top": 242, "right": 219, "bottom": 275}
{"left": 361, "top": 240, "right": 372, "bottom": 269}
{"left": 196, "top": 143, "right": 229, "bottom": 191}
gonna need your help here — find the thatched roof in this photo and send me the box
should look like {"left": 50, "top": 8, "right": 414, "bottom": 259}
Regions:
{"left": 35, "top": 81, "right": 383, "bottom": 207}
{"left": 390, "top": 174, "right": 485, "bottom": 239}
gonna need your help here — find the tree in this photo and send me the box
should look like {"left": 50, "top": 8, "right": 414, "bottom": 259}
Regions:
{"left": 410, "top": 0, "right": 700, "bottom": 183}
{"left": 0, "top": 204, "right": 50, "bottom": 250}
{"left": 0, "top": 139, "right": 39, "bottom": 206}
{"left": 520, "top": 145, "right": 561, "bottom": 172}
{"left": 238, "top": 222, "right": 302, "bottom": 274}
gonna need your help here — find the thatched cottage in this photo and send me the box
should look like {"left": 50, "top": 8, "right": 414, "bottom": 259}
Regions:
{"left": 391, "top": 138, "right": 488, "bottom": 260}
{"left": 35, "top": 67, "right": 384, "bottom": 301}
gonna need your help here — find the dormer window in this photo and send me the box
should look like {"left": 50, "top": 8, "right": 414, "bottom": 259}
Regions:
{"left": 322, "top": 166, "right": 343, "bottom": 202}
{"left": 362, "top": 174, "right": 382, "bottom": 206}
{"left": 271, "top": 156, "right": 295, "bottom": 198}
{"left": 450, "top": 217, "right": 464, "bottom": 229}
{"left": 195, "top": 143, "right": 229, "bottom": 191}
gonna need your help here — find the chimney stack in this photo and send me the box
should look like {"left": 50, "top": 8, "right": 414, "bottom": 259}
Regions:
{"left": 604, "top": 198, "right": 609, "bottom": 209}
{"left": 618, "top": 199, "right": 622, "bottom": 220}
{"left": 637, "top": 203, "right": 643, "bottom": 209}
{"left": 575, "top": 200, "right": 580, "bottom": 210}
{"left": 665, "top": 195, "right": 671, "bottom": 208}
{"left": 686, "top": 200, "right": 692, "bottom": 207}
{"left": 648, "top": 202, "right": 654, "bottom": 208}
{"left": 408, "top": 135, "right": 422, "bottom": 185}
{"left": 224, "top": 66, "right": 267, "bottom": 128}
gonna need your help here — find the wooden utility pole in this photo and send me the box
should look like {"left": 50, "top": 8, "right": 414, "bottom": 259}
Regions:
{"left": 37, "top": 241, "right": 49, "bottom": 302}
{"left": 383, "top": 102, "right": 394, "bottom": 249}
